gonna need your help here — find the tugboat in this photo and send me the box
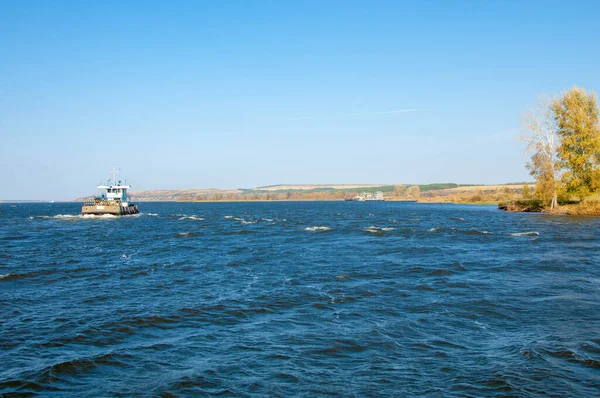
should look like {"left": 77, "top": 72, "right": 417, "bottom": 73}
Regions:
{"left": 82, "top": 167, "right": 140, "bottom": 215}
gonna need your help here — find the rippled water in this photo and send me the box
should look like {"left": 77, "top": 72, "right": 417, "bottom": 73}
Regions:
{"left": 1, "top": 202, "right": 599, "bottom": 396}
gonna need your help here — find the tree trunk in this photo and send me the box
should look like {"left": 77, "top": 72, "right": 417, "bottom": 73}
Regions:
{"left": 551, "top": 190, "right": 558, "bottom": 209}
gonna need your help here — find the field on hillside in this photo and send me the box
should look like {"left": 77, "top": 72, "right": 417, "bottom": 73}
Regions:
{"left": 419, "top": 184, "right": 531, "bottom": 204}
{"left": 74, "top": 183, "right": 533, "bottom": 203}
{"left": 253, "top": 184, "right": 385, "bottom": 191}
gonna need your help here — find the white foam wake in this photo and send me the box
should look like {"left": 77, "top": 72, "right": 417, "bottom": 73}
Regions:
{"left": 179, "top": 216, "right": 204, "bottom": 221}
{"left": 31, "top": 214, "right": 118, "bottom": 219}
{"left": 305, "top": 226, "right": 332, "bottom": 231}
{"left": 364, "top": 226, "right": 394, "bottom": 233}
{"left": 509, "top": 231, "right": 539, "bottom": 237}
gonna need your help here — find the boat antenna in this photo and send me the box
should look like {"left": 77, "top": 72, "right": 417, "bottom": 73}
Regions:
{"left": 110, "top": 166, "right": 120, "bottom": 185}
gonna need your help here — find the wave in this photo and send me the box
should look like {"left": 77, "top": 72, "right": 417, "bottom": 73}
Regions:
{"left": 178, "top": 216, "right": 204, "bottom": 221}
{"left": 224, "top": 216, "right": 249, "bottom": 223}
{"left": 175, "top": 232, "right": 203, "bottom": 238}
{"left": 30, "top": 213, "right": 159, "bottom": 220}
{"left": 23, "top": 352, "right": 134, "bottom": 386}
{"left": 540, "top": 347, "right": 600, "bottom": 369}
{"left": 459, "top": 229, "right": 489, "bottom": 235}
{"left": 224, "top": 230, "right": 254, "bottom": 235}
{"left": 1, "top": 271, "right": 50, "bottom": 282}
{"left": 509, "top": 231, "right": 539, "bottom": 237}
{"left": 31, "top": 214, "right": 76, "bottom": 219}
{"left": 305, "top": 226, "right": 332, "bottom": 231}
{"left": 82, "top": 214, "right": 118, "bottom": 219}
{"left": 364, "top": 226, "right": 394, "bottom": 234}
{"left": 30, "top": 214, "right": 118, "bottom": 220}
{"left": 0, "top": 267, "right": 92, "bottom": 282}
{"left": 310, "top": 339, "right": 368, "bottom": 356}
{"left": 427, "top": 227, "right": 488, "bottom": 235}
{"left": 430, "top": 269, "right": 455, "bottom": 276}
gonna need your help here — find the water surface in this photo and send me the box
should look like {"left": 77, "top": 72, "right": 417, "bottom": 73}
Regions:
{"left": 1, "top": 202, "right": 599, "bottom": 396}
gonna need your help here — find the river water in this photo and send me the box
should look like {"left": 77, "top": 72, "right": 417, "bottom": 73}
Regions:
{"left": 1, "top": 202, "right": 599, "bottom": 396}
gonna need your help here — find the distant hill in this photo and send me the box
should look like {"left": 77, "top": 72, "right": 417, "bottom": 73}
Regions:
{"left": 253, "top": 184, "right": 385, "bottom": 191}
{"left": 73, "top": 182, "right": 534, "bottom": 202}
{"left": 75, "top": 188, "right": 242, "bottom": 202}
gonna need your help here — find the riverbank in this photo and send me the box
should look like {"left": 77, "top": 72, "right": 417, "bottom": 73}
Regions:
{"left": 498, "top": 200, "right": 600, "bottom": 216}
{"left": 419, "top": 199, "right": 499, "bottom": 205}
{"left": 498, "top": 200, "right": 545, "bottom": 212}
{"left": 547, "top": 202, "right": 600, "bottom": 216}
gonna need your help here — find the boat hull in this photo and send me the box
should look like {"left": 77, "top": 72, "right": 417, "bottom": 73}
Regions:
{"left": 81, "top": 204, "right": 139, "bottom": 216}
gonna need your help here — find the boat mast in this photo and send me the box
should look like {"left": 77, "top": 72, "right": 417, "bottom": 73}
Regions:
{"left": 109, "top": 166, "right": 120, "bottom": 186}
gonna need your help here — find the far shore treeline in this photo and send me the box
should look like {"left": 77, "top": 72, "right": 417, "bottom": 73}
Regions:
{"left": 501, "top": 87, "right": 600, "bottom": 215}
{"left": 122, "top": 182, "right": 530, "bottom": 204}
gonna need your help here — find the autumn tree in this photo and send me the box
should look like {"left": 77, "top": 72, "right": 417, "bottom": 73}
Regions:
{"left": 393, "top": 185, "right": 404, "bottom": 197}
{"left": 552, "top": 87, "right": 600, "bottom": 199}
{"left": 405, "top": 185, "right": 420, "bottom": 199}
{"left": 526, "top": 152, "right": 555, "bottom": 202}
{"left": 521, "top": 97, "right": 560, "bottom": 208}
{"left": 522, "top": 184, "right": 531, "bottom": 199}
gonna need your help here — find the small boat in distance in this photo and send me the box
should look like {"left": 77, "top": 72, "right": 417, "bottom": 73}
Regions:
{"left": 82, "top": 167, "right": 139, "bottom": 216}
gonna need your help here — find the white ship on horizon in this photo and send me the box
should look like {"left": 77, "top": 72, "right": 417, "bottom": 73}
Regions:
{"left": 352, "top": 191, "right": 385, "bottom": 201}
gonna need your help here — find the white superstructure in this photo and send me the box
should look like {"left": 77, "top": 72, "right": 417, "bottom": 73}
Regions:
{"left": 352, "top": 191, "right": 385, "bottom": 201}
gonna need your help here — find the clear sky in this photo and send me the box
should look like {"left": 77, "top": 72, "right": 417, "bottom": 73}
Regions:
{"left": 1, "top": 1, "right": 599, "bottom": 200}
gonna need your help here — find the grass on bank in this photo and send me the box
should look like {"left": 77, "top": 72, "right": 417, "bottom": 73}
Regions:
{"left": 498, "top": 195, "right": 600, "bottom": 215}
{"left": 547, "top": 199, "right": 600, "bottom": 216}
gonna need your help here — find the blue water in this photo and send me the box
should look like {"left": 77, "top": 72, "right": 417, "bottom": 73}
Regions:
{"left": 1, "top": 202, "right": 599, "bottom": 396}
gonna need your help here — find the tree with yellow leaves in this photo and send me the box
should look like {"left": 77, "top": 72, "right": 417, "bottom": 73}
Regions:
{"left": 552, "top": 87, "right": 600, "bottom": 200}
{"left": 521, "top": 97, "right": 560, "bottom": 208}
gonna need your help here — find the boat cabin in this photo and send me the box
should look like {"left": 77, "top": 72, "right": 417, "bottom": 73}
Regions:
{"left": 97, "top": 183, "right": 131, "bottom": 202}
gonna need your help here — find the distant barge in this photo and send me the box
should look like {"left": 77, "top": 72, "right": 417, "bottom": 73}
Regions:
{"left": 82, "top": 168, "right": 139, "bottom": 215}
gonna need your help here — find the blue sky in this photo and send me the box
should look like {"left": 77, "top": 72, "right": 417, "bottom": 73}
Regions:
{"left": 1, "top": 1, "right": 599, "bottom": 200}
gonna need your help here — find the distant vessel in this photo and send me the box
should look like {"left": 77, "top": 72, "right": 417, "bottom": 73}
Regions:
{"left": 350, "top": 191, "right": 384, "bottom": 201}
{"left": 82, "top": 167, "right": 139, "bottom": 215}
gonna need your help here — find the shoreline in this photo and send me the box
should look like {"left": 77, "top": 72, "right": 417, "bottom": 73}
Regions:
{"left": 417, "top": 200, "right": 498, "bottom": 205}
{"left": 9, "top": 199, "right": 599, "bottom": 215}
{"left": 5, "top": 199, "right": 490, "bottom": 204}
{"left": 498, "top": 200, "right": 600, "bottom": 216}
